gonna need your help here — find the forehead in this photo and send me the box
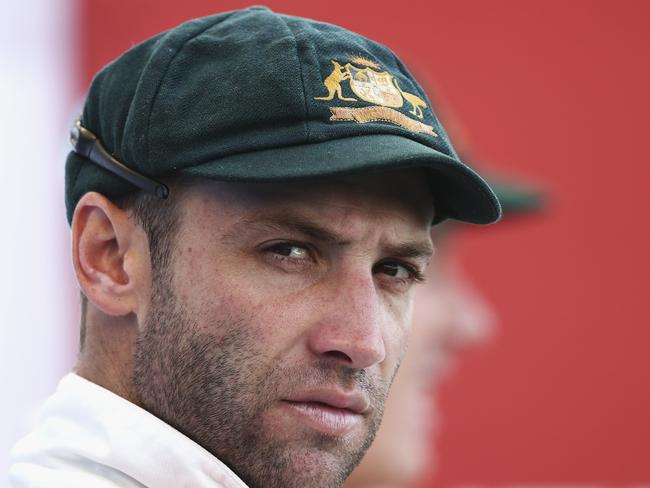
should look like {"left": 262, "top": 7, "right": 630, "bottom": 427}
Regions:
{"left": 181, "top": 168, "right": 434, "bottom": 228}
{"left": 171, "top": 169, "right": 436, "bottom": 259}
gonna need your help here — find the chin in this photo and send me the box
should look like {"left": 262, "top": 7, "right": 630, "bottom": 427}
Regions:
{"left": 388, "top": 447, "right": 433, "bottom": 485}
{"left": 345, "top": 436, "right": 436, "bottom": 487}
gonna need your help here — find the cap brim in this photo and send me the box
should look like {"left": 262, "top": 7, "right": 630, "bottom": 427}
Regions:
{"left": 484, "top": 176, "right": 544, "bottom": 215}
{"left": 180, "top": 134, "right": 501, "bottom": 225}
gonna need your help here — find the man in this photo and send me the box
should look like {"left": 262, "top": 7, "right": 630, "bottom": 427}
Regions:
{"left": 9, "top": 7, "right": 500, "bottom": 488}
{"left": 345, "top": 177, "right": 541, "bottom": 487}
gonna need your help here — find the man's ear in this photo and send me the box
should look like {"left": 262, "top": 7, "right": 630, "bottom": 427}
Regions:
{"left": 71, "top": 192, "right": 147, "bottom": 317}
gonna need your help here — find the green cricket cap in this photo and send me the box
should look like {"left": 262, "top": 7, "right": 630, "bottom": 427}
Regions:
{"left": 487, "top": 176, "right": 544, "bottom": 215}
{"left": 65, "top": 7, "right": 502, "bottom": 225}
{"left": 457, "top": 152, "right": 543, "bottom": 216}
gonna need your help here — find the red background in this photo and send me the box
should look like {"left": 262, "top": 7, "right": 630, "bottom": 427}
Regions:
{"left": 77, "top": 1, "right": 650, "bottom": 485}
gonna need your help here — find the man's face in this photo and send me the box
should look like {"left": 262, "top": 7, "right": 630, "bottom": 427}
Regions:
{"left": 131, "top": 170, "right": 434, "bottom": 488}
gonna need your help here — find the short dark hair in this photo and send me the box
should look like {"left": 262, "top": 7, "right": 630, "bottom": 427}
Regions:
{"left": 78, "top": 177, "right": 190, "bottom": 350}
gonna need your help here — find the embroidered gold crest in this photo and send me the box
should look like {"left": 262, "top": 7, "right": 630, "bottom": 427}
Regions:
{"left": 314, "top": 61, "right": 357, "bottom": 102}
{"left": 345, "top": 63, "right": 403, "bottom": 108}
{"left": 314, "top": 57, "right": 436, "bottom": 135}
{"left": 330, "top": 107, "right": 438, "bottom": 136}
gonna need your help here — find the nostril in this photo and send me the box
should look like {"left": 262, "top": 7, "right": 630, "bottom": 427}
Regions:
{"left": 323, "top": 350, "right": 353, "bottom": 363}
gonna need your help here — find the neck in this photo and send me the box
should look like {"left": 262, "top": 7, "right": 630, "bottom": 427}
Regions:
{"left": 75, "top": 309, "right": 139, "bottom": 404}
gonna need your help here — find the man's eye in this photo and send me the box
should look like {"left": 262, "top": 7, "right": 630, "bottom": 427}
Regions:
{"left": 374, "top": 261, "right": 424, "bottom": 282}
{"left": 267, "top": 243, "right": 311, "bottom": 260}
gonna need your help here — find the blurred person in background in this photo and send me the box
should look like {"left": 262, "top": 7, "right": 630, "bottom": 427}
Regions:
{"left": 344, "top": 174, "right": 542, "bottom": 488}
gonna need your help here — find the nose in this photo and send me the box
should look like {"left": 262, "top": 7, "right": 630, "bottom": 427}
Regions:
{"left": 307, "top": 272, "right": 387, "bottom": 369}
{"left": 412, "top": 262, "right": 495, "bottom": 360}
{"left": 444, "top": 270, "right": 495, "bottom": 348}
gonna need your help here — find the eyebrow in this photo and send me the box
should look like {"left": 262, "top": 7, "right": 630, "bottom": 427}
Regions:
{"left": 224, "top": 212, "right": 435, "bottom": 260}
{"left": 383, "top": 241, "right": 435, "bottom": 261}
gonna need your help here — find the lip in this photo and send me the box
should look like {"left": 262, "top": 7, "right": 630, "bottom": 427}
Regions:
{"left": 281, "top": 389, "right": 370, "bottom": 436}
{"left": 287, "top": 388, "right": 370, "bottom": 414}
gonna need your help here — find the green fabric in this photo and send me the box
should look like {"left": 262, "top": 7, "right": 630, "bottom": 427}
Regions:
{"left": 66, "top": 7, "right": 501, "bottom": 225}
{"left": 488, "top": 177, "right": 544, "bottom": 215}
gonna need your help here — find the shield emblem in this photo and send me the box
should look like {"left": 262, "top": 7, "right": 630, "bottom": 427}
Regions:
{"left": 345, "top": 64, "right": 403, "bottom": 108}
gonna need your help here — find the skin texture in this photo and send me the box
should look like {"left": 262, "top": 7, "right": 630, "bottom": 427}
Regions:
{"left": 344, "top": 229, "right": 495, "bottom": 488}
{"left": 72, "top": 169, "right": 434, "bottom": 488}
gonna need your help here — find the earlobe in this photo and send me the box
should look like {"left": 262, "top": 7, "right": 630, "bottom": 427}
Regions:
{"left": 72, "top": 192, "right": 143, "bottom": 317}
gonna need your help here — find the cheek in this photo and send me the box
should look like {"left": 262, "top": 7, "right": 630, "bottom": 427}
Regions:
{"left": 412, "top": 285, "right": 449, "bottom": 338}
{"left": 387, "top": 296, "right": 413, "bottom": 362}
{"left": 172, "top": 241, "right": 414, "bottom": 377}
{"left": 172, "top": 253, "right": 319, "bottom": 355}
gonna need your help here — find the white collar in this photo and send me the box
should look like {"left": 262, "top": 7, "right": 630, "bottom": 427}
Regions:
{"left": 23, "top": 372, "right": 249, "bottom": 488}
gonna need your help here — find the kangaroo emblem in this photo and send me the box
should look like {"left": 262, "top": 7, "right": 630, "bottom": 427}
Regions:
{"left": 314, "top": 61, "right": 357, "bottom": 102}
{"left": 393, "top": 79, "right": 427, "bottom": 119}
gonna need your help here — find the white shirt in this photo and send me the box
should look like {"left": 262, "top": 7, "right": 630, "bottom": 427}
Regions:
{"left": 9, "top": 373, "right": 249, "bottom": 488}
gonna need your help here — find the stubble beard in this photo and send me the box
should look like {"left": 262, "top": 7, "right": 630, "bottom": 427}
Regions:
{"left": 132, "top": 265, "right": 389, "bottom": 488}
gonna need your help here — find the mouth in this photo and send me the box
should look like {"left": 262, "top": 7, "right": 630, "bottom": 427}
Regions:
{"left": 281, "top": 390, "right": 370, "bottom": 436}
